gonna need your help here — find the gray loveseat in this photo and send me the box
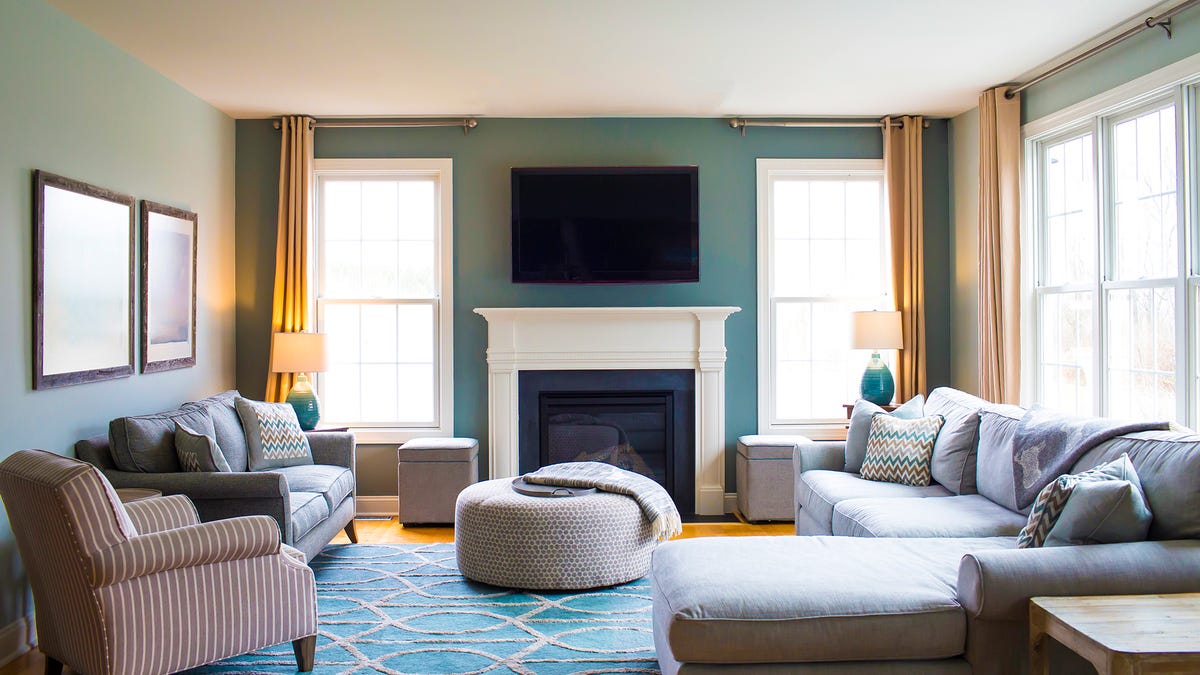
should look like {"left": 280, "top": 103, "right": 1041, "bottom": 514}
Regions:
{"left": 75, "top": 390, "right": 357, "bottom": 561}
{"left": 651, "top": 387, "right": 1200, "bottom": 674}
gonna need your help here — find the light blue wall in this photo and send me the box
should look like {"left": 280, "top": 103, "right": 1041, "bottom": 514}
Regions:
{"left": 0, "top": 0, "right": 236, "bottom": 637}
{"left": 235, "top": 118, "right": 954, "bottom": 496}
{"left": 948, "top": 2, "right": 1200, "bottom": 392}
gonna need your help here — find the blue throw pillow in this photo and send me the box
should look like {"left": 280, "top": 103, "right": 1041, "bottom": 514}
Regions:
{"left": 1017, "top": 454, "right": 1152, "bottom": 548}
{"left": 845, "top": 394, "right": 925, "bottom": 473}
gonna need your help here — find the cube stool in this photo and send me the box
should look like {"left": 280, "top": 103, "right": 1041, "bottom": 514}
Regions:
{"left": 736, "top": 435, "right": 807, "bottom": 522}
{"left": 455, "top": 478, "right": 655, "bottom": 590}
{"left": 397, "top": 437, "right": 478, "bottom": 525}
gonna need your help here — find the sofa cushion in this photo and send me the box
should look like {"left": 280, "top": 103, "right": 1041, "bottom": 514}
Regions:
{"left": 975, "top": 406, "right": 1028, "bottom": 514}
{"left": 1070, "top": 430, "right": 1200, "bottom": 541}
{"left": 833, "top": 495, "right": 1027, "bottom": 538}
{"left": 289, "top": 491, "right": 328, "bottom": 542}
{"left": 860, "top": 414, "right": 945, "bottom": 486}
{"left": 274, "top": 464, "right": 355, "bottom": 513}
{"left": 109, "top": 406, "right": 216, "bottom": 473}
{"left": 845, "top": 395, "right": 924, "bottom": 473}
{"left": 797, "top": 470, "right": 951, "bottom": 534}
{"left": 651, "top": 535, "right": 1012, "bottom": 664}
{"left": 174, "top": 422, "right": 232, "bottom": 473}
{"left": 235, "top": 398, "right": 314, "bottom": 471}
{"left": 925, "top": 387, "right": 984, "bottom": 495}
{"left": 182, "top": 390, "right": 249, "bottom": 472}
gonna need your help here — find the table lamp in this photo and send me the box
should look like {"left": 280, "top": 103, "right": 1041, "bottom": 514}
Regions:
{"left": 850, "top": 311, "right": 902, "bottom": 405}
{"left": 271, "top": 332, "right": 328, "bottom": 430}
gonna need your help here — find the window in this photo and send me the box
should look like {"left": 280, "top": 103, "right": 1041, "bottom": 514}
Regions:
{"left": 1028, "top": 75, "right": 1199, "bottom": 425}
{"left": 757, "top": 159, "right": 891, "bottom": 437}
{"left": 313, "top": 158, "right": 453, "bottom": 441}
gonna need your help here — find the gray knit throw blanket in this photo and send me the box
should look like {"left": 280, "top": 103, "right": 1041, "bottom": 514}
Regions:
{"left": 523, "top": 461, "right": 683, "bottom": 541}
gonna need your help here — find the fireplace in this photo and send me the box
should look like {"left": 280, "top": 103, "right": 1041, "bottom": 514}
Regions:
{"left": 518, "top": 370, "right": 695, "bottom": 513}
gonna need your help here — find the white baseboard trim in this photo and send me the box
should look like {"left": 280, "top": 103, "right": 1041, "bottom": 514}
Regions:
{"left": 724, "top": 493, "right": 737, "bottom": 514}
{"left": 356, "top": 495, "right": 398, "bottom": 517}
{"left": 0, "top": 615, "right": 34, "bottom": 667}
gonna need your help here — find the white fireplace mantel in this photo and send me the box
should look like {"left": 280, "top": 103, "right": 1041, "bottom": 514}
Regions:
{"left": 474, "top": 306, "right": 740, "bottom": 515}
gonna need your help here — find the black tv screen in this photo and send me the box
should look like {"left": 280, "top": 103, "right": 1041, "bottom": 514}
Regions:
{"left": 511, "top": 166, "right": 699, "bottom": 283}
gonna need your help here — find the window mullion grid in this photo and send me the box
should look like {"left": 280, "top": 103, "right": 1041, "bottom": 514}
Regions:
{"left": 1095, "top": 116, "right": 1111, "bottom": 417}
{"left": 1173, "top": 85, "right": 1189, "bottom": 425}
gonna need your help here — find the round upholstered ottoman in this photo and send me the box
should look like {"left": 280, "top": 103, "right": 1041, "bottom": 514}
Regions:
{"left": 455, "top": 478, "right": 656, "bottom": 590}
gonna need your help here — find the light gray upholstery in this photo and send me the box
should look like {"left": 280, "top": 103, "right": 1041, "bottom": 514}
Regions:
{"left": 274, "top": 464, "right": 355, "bottom": 512}
{"left": 397, "top": 437, "right": 478, "bottom": 524}
{"left": 736, "top": 435, "right": 803, "bottom": 521}
{"left": 796, "top": 470, "right": 951, "bottom": 535}
{"left": 456, "top": 478, "right": 655, "bottom": 590}
{"left": 973, "top": 407, "right": 1027, "bottom": 513}
{"left": 109, "top": 406, "right": 215, "bottom": 473}
{"left": 844, "top": 395, "right": 924, "bottom": 472}
{"left": 925, "top": 387, "right": 984, "bottom": 495}
{"left": 832, "top": 495, "right": 1026, "bottom": 538}
{"left": 652, "top": 536, "right": 1010, "bottom": 665}
{"left": 182, "top": 390, "right": 250, "bottom": 472}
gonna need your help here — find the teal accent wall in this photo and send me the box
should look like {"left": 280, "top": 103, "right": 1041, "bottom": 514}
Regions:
{"left": 235, "top": 118, "right": 953, "bottom": 497}
{"left": 0, "top": 0, "right": 235, "bottom": 639}
{"left": 947, "top": 2, "right": 1200, "bottom": 392}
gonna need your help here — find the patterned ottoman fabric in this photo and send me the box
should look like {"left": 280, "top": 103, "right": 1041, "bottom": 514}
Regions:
{"left": 455, "top": 478, "right": 656, "bottom": 590}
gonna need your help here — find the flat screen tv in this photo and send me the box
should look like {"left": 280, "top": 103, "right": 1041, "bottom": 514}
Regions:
{"left": 511, "top": 166, "right": 699, "bottom": 283}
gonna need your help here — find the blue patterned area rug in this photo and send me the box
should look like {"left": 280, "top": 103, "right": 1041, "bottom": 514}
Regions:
{"left": 188, "top": 543, "right": 660, "bottom": 674}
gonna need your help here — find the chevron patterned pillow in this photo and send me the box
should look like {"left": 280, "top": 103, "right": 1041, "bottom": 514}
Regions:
{"left": 174, "top": 421, "right": 232, "bottom": 472}
{"left": 859, "top": 414, "right": 945, "bottom": 486}
{"left": 235, "top": 397, "right": 314, "bottom": 471}
{"left": 1017, "top": 453, "right": 1150, "bottom": 548}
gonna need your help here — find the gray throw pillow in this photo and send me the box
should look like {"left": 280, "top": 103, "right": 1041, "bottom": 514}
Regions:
{"left": 845, "top": 394, "right": 925, "bottom": 473}
{"left": 1017, "top": 454, "right": 1151, "bottom": 548}
{"left": 234, "top": 397, "right": 314, "bottom": 471}
{"left": 174, "top": 421, "right": 232, "bottom": 473}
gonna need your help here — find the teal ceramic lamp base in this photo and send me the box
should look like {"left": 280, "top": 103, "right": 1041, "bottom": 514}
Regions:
{"left": 859, "top": 352, "right": 895, "bottom": 405}
{"left": 286, "top": 373, "right": 321, "bottom": 431}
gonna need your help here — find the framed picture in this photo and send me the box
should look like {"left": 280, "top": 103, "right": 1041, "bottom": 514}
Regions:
{"left": 33, "top": 170, "right": 136, "bottom": 389}
{"left": 140, "top": 200, "right": 197, "bottom": 373}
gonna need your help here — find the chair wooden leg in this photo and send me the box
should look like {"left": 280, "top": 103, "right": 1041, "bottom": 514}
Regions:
{"left": 43, "top": 656, "right": 63, "bottom": 675}
{"left": 343, "top": 519, "right": 358, "bottom": 543}
{"left": 293, "top": 635, "right": 316, "bottom": 672}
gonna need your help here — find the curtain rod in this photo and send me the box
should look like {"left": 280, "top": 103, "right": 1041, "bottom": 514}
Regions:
{"left": 1006, "top": 0, "right": 1199, "bottom": 98}
{"left": 272, "top": 118, "right": 478, "bottom": 135}
{"left": 727, "top": 118, "right": 930, "bottom": 136}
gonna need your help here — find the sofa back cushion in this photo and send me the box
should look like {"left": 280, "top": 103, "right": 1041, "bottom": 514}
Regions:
{"left": 108, "top": 406, "right": 216, "bottom": 473}
{"left": 925, "top": 387, "right": 985, "bottom": 495}
{"left": 182, "top": 390, "right": 249, "bottom": 472}
{"left": 974, "top": 405, "right": 1028, "bottom": 514}
{"left": 1070, "top": 430, "right": 1200, "bottom": 540}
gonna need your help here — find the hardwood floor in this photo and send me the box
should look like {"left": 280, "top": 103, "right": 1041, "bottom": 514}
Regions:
{"left": 0, "top": 517, "right": 791, "bottom": 674}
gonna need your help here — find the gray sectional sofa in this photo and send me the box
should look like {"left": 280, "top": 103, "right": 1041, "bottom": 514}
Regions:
{"left": 75, "top": 390, "right": 357, "bottom": 561}
{"left": 652, "top": 387, "right": 1200, "bottom": 674}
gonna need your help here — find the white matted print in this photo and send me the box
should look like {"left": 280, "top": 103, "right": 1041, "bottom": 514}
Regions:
{"left": 141, "top": 200, "right": 197, "bottom": 373}
{"left": 33, "top": 171, "right": 135, "bottom": 389}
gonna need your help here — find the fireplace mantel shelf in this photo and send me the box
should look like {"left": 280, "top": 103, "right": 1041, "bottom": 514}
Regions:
{"left": 475, "top": 305, "right": 740, "bottom": 515}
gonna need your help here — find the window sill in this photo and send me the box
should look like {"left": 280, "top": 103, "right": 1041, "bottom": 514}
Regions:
{"left": 760, "top": 423, "right": 848, "bottom": 442}
{"left": 338, "top": 427, "right": 453, "bottom": 445}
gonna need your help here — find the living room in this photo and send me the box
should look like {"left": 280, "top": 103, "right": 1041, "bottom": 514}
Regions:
{"left": 1, "top": 0, "right": 1199, "bottom": 673}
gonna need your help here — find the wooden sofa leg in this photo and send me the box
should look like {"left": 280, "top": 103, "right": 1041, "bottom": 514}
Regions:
{"left": 43, "top": 655, "right": 63, "bottom": 675}
{"left": 293, "top": 635, "right": 316, "bottom": 672}
{"left": 343, "top": 520, "right": 358, "bottom": 543}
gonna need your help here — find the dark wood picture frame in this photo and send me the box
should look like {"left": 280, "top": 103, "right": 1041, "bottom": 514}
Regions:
{"left": 140, "top": 200, "right": 198, "bottom": 373}
{"left": 33, "top": 170, "right": 136, "bottom": 389}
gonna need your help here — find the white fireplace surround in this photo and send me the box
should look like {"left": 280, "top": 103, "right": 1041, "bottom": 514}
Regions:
{"left": 474, "top": 306, "right": 740, "bottom": 515}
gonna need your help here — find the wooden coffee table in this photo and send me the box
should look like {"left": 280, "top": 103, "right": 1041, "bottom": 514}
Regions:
{"left": 1030, "top": 593, "right": 1200, "bottom": 674}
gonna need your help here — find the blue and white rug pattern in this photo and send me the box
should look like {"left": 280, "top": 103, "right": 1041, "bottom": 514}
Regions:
{"left": 189, "top": 543, "right": 660, "bottom": 674}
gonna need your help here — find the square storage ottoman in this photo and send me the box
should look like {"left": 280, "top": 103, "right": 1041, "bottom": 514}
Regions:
{"left": 397, "top": 437, "right": 478, "bottom": 525}
{"left": 736, "top": 435, "right": 807, "bottom": 522}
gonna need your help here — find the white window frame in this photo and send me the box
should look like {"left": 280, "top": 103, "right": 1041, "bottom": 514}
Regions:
{"left": 1023, "top": 52, "right": 1200, "bottom": 426}
{"left": 756, "top": 158, "right": 888, "bottom": 439}
{"left": 312, "top": 158, "right": 454, "bottom": 443}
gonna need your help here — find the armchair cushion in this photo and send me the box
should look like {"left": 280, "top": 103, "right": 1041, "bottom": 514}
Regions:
{"left": 122, "top": 494, "right": 199, "bottom": 533}
{"left": 235, "top": 398, "right": 314, "bottom": 471}
{"left": 274, "top": 464, "right": 355, "bottom": 512}
{"left": 89, "top": 515, "right": 282, "bottom": 587}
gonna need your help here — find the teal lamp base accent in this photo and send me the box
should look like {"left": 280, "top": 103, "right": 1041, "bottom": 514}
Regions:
{"left": 859, "top": 351, "right": 895, "bottom": 405}
{"left": 286, "top": 373, "right": 321, "bottom": 431}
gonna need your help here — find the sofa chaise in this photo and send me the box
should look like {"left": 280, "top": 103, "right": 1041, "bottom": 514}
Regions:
{"left": 76, "top": 390, "right": 357, "bottom": 561}
{"left": 651, "top": 387, "right": 1200, "bottom": 673}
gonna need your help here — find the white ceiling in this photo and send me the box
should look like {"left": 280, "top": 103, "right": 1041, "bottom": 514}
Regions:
{"left": 48, "top": 0, "right": 1168, "bottom": 119}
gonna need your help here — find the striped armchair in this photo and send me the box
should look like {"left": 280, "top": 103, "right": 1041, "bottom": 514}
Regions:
{"left": 0, "top": 449, "right": 318, "bottom": 675}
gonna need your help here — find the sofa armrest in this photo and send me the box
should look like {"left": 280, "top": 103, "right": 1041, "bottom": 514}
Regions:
{"left": 793, "top": 440, "right": 846, "bottom": 475}
{"left": 306, "top": 431, "right": 355, "bottom": 470}
{"left": 89, "top": 515, "right": 282, "bottom": 587}
{"left": 958, "top": 540, "right": 1200, "bottom": 622}
{"left": 101, "top": 468, "right": 288, "bottom": 500}
{"left": 122, "top": 494, "right": 199, "bottom": 533}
